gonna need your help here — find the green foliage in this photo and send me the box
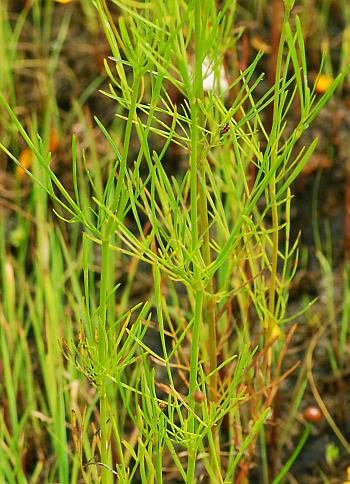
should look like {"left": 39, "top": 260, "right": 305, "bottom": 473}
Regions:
{"left": 0, "top": 0, "right": 349, "bottom": 483}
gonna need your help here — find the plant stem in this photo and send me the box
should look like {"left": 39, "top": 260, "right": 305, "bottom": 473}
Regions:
{"left": 271, "top": 424, "right": 312, "bottom": 484}
{"left": 99, "top": 238, "right": 111, "bottom": 484}
{"left": 269, "top": 179, "right": 279, "bottom": 326}
{"left": 267, "top": 5, "right": 287, "bottom": 373}
{"left": 99, "top": 390, "right": 110, "bottom": 484}
{"left": 187, "top": 290, "right": 204, "bottom": 482}
{"left": 195, "top": 2, "right": 220, "bottom": 469}
{"left": 97, "top": 73, "right": 140, "bottom": 483}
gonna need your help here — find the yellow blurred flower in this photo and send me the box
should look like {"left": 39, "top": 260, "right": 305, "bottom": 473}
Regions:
{"left": 16, "top": 129, "right": 59, "bottom": 180}
{"left": 342, "top": 465, "right": 350, "bottom": 483}
{"left": 315, "top": 74, "right": 333, "bottom": 94}
{"left": 271, "top": 324, "right": 282, "bottom": 340}
{"left": 251, "top": 35, "right": 272, "bottom": 54}
{"left": 49, "top": 128, "right": 59, "bottom": 153}
{"left": 16, "top": 148, "right": 32, "bottom": 179}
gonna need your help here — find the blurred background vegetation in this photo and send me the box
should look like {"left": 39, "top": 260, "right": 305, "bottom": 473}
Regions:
{"left": 1, "top": 1, "right": 350, "bottom": 483}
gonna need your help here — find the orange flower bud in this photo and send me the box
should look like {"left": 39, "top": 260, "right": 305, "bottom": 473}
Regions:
{"left": 49, "top": 128, "right": 59, "bottom": 153}
{"left": 315, "top": 74, "right": 333, "bottom": 94}
{"left": 16, "top": 148, "right": 33, "bottom": 179}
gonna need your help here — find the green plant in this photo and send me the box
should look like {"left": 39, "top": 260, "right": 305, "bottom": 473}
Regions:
{"left": 0, "top": 0, "right": 348, "bottom": 482}
{"left": 325, "top": 442, "right": 340, "bottom": 469}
